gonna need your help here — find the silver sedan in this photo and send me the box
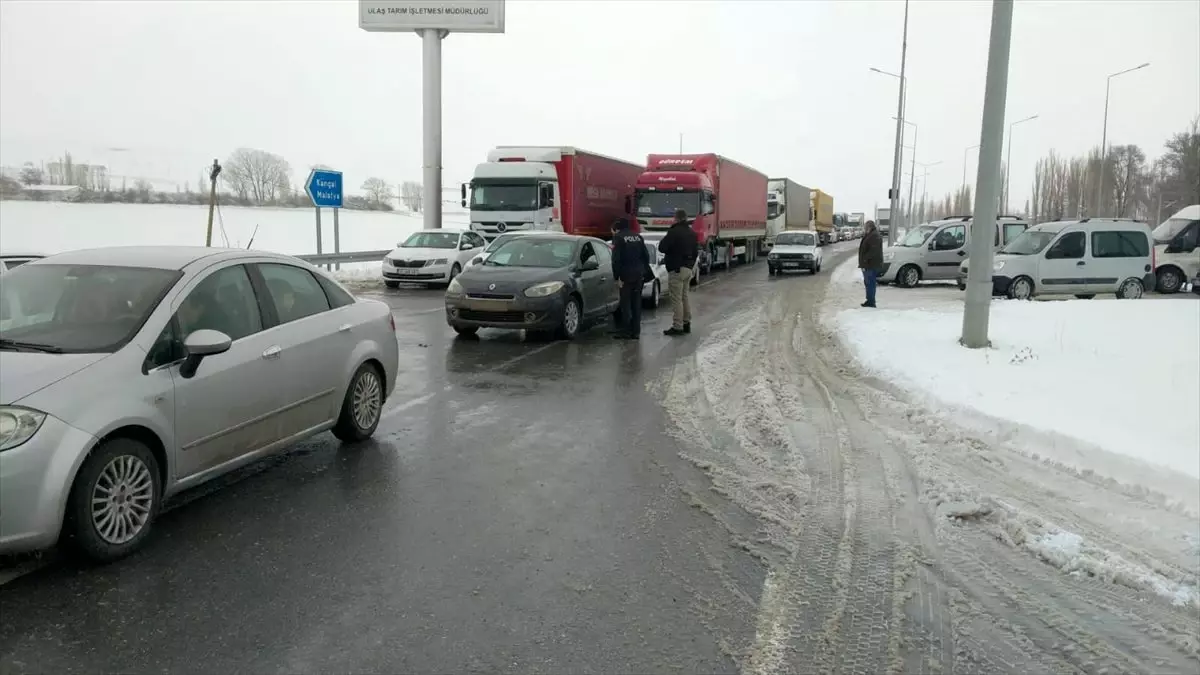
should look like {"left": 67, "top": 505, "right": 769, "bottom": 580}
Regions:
{"left": 0, "top": 246, "right": 398, "bottom": 562}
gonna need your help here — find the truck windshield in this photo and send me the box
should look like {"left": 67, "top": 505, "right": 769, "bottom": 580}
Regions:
{"left": 767, "top": 197, "right": 782, "bottom": 220}
{"left": 1152, "top": 217, "right": 1192, "bottom": 244}
{"left": 471, "top": 183, "right": 537, "bottom": 211}
{"left": 636, "top": 191, "right": 699, "bottom": 218}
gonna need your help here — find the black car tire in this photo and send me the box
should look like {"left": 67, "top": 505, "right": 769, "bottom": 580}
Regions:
{"left": 332, "top": 362, "right": 385, "bottom": 442}
{"left": 64, "top": 437, "right": 162, "bottom": 563}
{"left": 453, "top": 326, "right": 479, "bottom": 337}
{"left": 557, "top": 296, "right": 582, "bottom": 340}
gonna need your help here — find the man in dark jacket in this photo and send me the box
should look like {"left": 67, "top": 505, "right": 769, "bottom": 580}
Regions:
{"left": 858, "top": 219, "right": 884, "bottom": 308}
{"left": 658, "top": 208, "right": 699, "bottom": 336}
{"left": 610, "top": 218, "right": 654, "bottom": 339}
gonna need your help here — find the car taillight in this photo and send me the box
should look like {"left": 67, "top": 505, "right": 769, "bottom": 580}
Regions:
{"left": 388, "top": 314, "right": 396, "bottom": 332}
{"left": 1151, "top": 245, "right": 1156, "bottom": 270}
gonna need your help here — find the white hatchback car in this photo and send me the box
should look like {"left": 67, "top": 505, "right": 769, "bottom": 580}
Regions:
{"left": 965, "top": 218, "right": 1155, "bottom": 299}
{"left": 0, "top": 246, "right": 398, "bottom": 561}
{"left": 382, "top": 228, "right": 486, "bottom": 289}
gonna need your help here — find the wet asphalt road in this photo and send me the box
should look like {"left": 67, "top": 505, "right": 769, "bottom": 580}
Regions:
{"left": 0, "top": 258, "right": 806, "bottom": 675}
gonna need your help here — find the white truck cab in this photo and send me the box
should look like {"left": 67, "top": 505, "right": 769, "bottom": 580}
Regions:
{"left": 1151, "top": 204, "right": 1200, "bottom": 294}
{"left": 462, "top": 147, "right": 564, "bottom": 240}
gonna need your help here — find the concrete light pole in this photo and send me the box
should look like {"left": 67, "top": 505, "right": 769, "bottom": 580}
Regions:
{"left": 1004, "top": 114, "right": 1038, "bottom": 214}
{"left": 962, "top": 144, "right": 980, "bottom": 203}
{"left": 961, "top": 0, "right": 1013, "bottom": 349}
{"left": 1095, "top": 62, "right": 1150, "bottom": 216}
{"left": 871, "top": 0, "right": 909, "bottom": 246}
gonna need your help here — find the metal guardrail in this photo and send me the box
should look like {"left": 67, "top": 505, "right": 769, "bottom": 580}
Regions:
{"left": 296, "top": 250, "right": 390, "bottom": 265}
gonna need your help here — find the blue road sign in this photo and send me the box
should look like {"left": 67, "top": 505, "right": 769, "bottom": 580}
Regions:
{"left": 305, "top": 168, "right": 344, "bottom": 208}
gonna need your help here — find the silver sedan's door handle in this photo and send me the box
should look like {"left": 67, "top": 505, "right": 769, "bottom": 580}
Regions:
{"left": 262, "top": 345, "right": 282, "bottom": 359}
{"left": 339, "top": 323, "right": 352, "bottom": 332}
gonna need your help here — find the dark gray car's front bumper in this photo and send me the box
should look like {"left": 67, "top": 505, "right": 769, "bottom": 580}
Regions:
{"left": 446, "top": 293, "right": 568, "bottom": 331}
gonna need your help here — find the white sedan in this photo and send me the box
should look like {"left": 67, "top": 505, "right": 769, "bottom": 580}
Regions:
{"left": 0, "top": 246, "right": 398, "bottom": 561}
{"left": 641, "top": 240, "right": 670, "bottom": 308}
{"left": 382, "top": 228, "right": 486, "bottom": 289}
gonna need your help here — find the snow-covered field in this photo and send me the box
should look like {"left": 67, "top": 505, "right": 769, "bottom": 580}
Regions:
{"left": 0, "top": 200, "right": 469, "bottom": 258}
{"left": 825, "top": 257, "right": 1200, "bottom": 481}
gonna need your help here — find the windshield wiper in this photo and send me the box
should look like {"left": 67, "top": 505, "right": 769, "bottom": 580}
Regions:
{"left": 0, "top": 338, "right": 65, "bottom": 353}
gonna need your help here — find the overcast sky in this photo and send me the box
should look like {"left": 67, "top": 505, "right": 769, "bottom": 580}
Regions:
{"left": 1, "top": 0, "right": 1197, "bottom": 213}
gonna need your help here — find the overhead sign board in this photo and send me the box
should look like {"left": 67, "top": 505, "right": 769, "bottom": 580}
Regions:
{"left": 359, "top": 0, "right": 505, "bottom": 33}
{"left": 305, "top": 168, "right": 344, "bottom": 208}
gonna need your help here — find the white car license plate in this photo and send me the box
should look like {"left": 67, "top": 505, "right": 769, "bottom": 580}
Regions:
{"left": 398, "top": 268, "right": 422, "bottom": 275}
{"left": 783, "top": 262, "right": 799, "bottom": 268}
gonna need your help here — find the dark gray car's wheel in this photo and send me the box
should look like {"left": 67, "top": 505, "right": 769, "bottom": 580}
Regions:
{"left": 453, "top": 325, "right": 478, "bottom": 337}
{"left": 556, "top": 296, "right": 582, "bottom": 340}
{"left": 65, "top": 437, "right": 161, "bottom": 563}
{"left": 332, "top": 362, "right": 384, "bottom": 442}
{"left": 1156, "top": 267, "right": 1183, "bottom": 294}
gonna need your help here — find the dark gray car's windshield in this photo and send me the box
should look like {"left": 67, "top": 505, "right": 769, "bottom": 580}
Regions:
{"left": 635, "top": 191, "right": 699, "bottom": 218}
{"left": 0, "top": 264, "right": 181, "bottom": 353}
{"left": 470, "top": 183, "right": 537, "bottom": 211}
{"left": 775, "top": 232, "right": 816, "bottom": 246}
{"left": 402, "top": 232, "right": 459, "bottom": 249}
{"left": 484, "top": 234, "right": 522, "bottom": 253}
{"left": 1000, "top": 230, "right": 1059, "bottom": 255}
{"left": 483, "top": 239, "right": 576, "bottom": 268}
{"left": 898, "top": 225, "right": 937, "bottom": 247}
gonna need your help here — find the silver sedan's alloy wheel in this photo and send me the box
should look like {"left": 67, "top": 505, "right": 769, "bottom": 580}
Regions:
{"left": 352, "top": 368, "right": 383, "bottom": 429}
{"left": 91, "top": 455, "right": 154, "bottom": 545}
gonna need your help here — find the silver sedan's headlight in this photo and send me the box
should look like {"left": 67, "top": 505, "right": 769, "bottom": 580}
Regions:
{"left": 446, "top": 278, "right": 464, "bottom": 295}
{"left": 0, "top": 406, "right": 47, "bottom": 452}
{"left": 524, "top": 281, "right": 565, "bottom": 298}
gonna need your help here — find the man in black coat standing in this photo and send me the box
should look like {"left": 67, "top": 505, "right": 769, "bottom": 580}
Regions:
{"left": 658, "top": 208, "right": 699, "bottom": 336}
{"left": 858, "top": 219, "right": 884, "bottom": 307}
{"left": 610, "top": 218, "right": 654, "bottom": 339}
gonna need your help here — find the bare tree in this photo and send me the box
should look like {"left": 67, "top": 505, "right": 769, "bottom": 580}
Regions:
{"left": 222, "top": 148, "right": 292, "bottom": 205}
{"left": 18, "top": 163, "right": 43, "bottom": 186}
{"left": 1109, "top": 144, "right": 1147, "bottom": 217}
{"left": 400, "top": 180, "right": 423, "bottom": 212}
{"left": 362, "top": 177, "right": 395, "bottom": 207}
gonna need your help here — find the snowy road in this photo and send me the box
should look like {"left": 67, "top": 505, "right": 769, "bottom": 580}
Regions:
{"left": 2, "top": 247, "right": 1197, "bottom": 674}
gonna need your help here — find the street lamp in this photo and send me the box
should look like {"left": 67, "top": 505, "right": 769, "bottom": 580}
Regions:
{"left": 1004, "top": 114, "right": 1038, "bottom": 214}
{"left": 962, "top": 144, "right": 980, "bottom": 192}
{"left": 1096, "top": 62, "right": 1150, "bottom": 215}
{"left": 870, "top": 0, "right": 909, "bottom": 245}
{"left": 894, "top": 117, "right": 918, "bottom": 228}
{"left": 915, "top": 160, "right": 942, "bottom": 208}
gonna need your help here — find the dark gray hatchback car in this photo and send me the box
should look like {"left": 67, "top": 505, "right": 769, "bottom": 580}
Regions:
{"left": 444, "top": 234, "right": 619, "bottom": 340}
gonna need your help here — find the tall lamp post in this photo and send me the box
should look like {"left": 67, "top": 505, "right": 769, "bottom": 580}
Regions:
{"left": 1095, "top": 62, "right": 1150, "bottom": 216}
{"left": 962, "top": 144, "right": 980, "bottom": 210}
{"left": 1004, "top": 114, "right": 1038, "bottom": 214}
{"left": 870, "top": 0, "right": 909, "bottom": 246}
{"left": 893, "top": 117, "right": 917, "bottom": 228}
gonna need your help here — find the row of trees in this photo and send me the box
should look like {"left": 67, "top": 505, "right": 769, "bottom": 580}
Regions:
{"left": 909, "top": 117, "right": 1200, "bottom": 225}
{"left": 2, "top": 147, "right": 428, "bottom": 213}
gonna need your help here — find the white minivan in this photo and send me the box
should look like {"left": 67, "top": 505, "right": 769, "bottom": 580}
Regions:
{"left": 882, "top": 215, "right": 1029, "bottom": 288}
{"left": 1150, "top": 204, "right": 1200, "bottom": 294}
{"left": 972, "top": 218, "right": 1155, "bottom": 300}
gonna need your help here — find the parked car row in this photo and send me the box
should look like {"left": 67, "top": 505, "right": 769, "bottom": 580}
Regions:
{"left": 1, "top": 247, "right": 399, "bottom": 562}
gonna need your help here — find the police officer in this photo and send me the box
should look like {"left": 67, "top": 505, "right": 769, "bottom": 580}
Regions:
{"left": 610, "top": 217, "right": 654, "bottom": 340}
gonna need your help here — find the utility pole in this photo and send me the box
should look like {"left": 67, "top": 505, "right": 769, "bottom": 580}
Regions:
{"left": 1004, "top": 114, "right": 1038, "bottom": 214}
{"left": 204, "top": 159, "right": 221, "bottom": 247}
{"left": 886, "top": 0, "right": 910, "bottom": 247}
{"left": 421, "top": 29, "right": 448, "bottom": 230}
{"left": 1095, "top": 62, "right": 1150, "bottom": 219}
{"left": 961, "top": 0, "right": 1013, "bottom": 349}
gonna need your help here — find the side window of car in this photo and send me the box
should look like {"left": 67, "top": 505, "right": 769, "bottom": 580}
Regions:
{"left": 470, "top": 233, "right": 487, "bottom": 248}
{"left": 1091, "top": 230, "right": 1149, "bottom": 258}
{"left": 1178, "top": 221, "right": 1200, "bottom": 250}
{"left": 934, "top": 225, "right": 966, "bottom": 250}
{"left": 594, "top": 241, "right": 612, "bottom": 269}
{"left": 176, "top": 265, "right": 263, "bottom": 342}
{"left": 1046, "top": 231, "right": 1086, "bottom": 259}
{"left": 146, "top": 317, "right": 183, "bottom": 369}
{"left": 580, "top": 242, "right": 597, "bottom": 266}
{"left": 315, "top": 273, "right": 356, "bottom": 309}
{"left": 258, "top": 263, "right": 332, "bottom": 324}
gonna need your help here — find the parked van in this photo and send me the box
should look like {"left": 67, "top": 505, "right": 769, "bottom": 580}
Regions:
{"left": 882, "top": 215, "right": 1029, "bottom": 288}
{"left": 1150, "top": 204, "right": 1200, "bottom": 294}
{"left": 968, "top": 218, "right": 1155, "bottom": 300}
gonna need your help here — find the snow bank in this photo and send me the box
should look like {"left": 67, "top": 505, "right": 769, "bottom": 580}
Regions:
{"left": 827, "top": 260, "right": 1200, "bottom": 480}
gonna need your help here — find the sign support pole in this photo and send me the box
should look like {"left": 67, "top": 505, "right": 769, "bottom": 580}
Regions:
{"left": 421, "top": 28, "right": 447, "bottom": 230}
{"left": 333, "top": 207, "right": 341, "bottom": 271}
{"left": 315, "top": 207, "right": 323, "bottom": 258}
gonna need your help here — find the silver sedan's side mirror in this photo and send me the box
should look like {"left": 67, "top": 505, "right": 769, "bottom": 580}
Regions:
{"left": 180, "top": 329, "right": 232, "bottom": 379}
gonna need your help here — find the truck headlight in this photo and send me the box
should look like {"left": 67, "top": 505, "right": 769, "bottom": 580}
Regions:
{"left": 446, "top": 278, "right": 464, "bottom": 295}
{"left": 0, "top": 406, "right": 47, "bottom": 452}
{"left": 993, "top": 261, "right": 1005, "bottom": 271}
{"left": 883, "top": 251, "right": 895, "bottom": 262}
{"left": 524, "top": 281, "right": 564, "bottom": 298}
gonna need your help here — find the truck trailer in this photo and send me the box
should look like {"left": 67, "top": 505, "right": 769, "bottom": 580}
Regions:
{"left": 875, "top": 206, "right": 892, "bottom": 237}
{"left": 462, "top": 146, "right": 642, "bottom": 241}
{"left": 766, "top": 178, "right": 812, "bottom": 250}
{"left": 810, "top": 189, "right": 835, "bottom": 245}
{"left": 634, "top": 153, "right": 768, "bottom": 274}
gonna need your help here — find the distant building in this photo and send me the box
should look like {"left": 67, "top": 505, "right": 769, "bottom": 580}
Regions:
{"left": 45, "top": 161, "right": 109, "bottom": 191}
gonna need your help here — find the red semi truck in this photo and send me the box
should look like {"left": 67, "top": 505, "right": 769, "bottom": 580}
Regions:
{"left": 633, "top": 153, "right": 768, "bottom": 274}
{"left": 462, "top": 146, "right": 642, "bottom": 241}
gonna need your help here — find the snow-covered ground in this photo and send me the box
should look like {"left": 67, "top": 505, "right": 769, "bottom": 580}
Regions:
{"left": 0, "top": 200, "right": 469, "bottom": 257}
{"left": 824, "top": 257, "right": 1200, "bottom": 482}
